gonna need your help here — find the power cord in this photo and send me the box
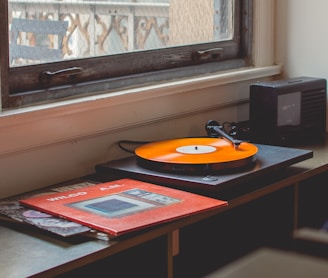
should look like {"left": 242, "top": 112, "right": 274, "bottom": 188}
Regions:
{"left": 118, "top": 140, "right": 152, "bottom": 154}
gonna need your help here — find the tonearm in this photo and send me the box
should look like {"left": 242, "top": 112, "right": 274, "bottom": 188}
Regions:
{"left": 205, "top": 120, "right": 243, "bottom": 150}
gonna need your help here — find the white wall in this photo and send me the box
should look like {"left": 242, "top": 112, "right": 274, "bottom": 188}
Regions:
{"left": 276, "top": 0, "right": 328, "bottom": 79}
{"left": 275, "top": 0, "right": 328, "bottom": 132}
{"left": 0, "top": 76, "right": 274, "bottom": 198}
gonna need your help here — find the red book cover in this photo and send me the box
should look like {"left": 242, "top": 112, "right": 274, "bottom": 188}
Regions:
{"left": 20, "top": 178, "right": 227, "bottom": 237}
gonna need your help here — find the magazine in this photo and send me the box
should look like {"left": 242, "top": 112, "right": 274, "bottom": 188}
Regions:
{"left": 0, "top": 180, "right": 97, "bottom": 237}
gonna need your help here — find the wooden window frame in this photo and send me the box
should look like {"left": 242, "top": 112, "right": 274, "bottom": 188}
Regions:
{"left": 1, "top": 0, "right": 253, "bottom": 109}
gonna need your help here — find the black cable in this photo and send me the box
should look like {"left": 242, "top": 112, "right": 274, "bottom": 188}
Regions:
{"left": 117, "top": 140, "right": 152, "bottom": 154}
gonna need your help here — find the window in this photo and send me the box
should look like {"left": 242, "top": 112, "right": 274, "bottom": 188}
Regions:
{"left": 1, "top": 0, "right": 252, "bottom": 109}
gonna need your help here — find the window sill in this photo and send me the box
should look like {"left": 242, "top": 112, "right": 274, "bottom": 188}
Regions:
{"left": 1, "top": 65, "right": 280, "bottom": 119}
{"left": 0, "top": 65, "right": 281, "bottom": 156}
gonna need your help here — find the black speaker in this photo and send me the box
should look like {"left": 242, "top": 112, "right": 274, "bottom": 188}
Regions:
{"left": 249, "top": 77, "right": 327, "bottom": 146}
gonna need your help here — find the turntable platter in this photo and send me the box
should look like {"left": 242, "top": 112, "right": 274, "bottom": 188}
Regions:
{"left": 135, "top": 138, "right": 258, "bottom": 173}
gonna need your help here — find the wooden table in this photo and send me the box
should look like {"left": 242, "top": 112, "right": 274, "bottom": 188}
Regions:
{"left": 0, "top": 197, "right": 229, "bottom": 278}
{"left": 1, "top": 138, "right": 328, "bottom": 278}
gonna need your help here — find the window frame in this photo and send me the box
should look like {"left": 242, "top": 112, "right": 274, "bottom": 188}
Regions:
{"left": 1, "top": 0, "right": 253, "bottom": 109}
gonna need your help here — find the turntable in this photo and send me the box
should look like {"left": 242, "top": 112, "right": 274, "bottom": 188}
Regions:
{"left": 96, "top": 121, "right": 313, "bottom": 197}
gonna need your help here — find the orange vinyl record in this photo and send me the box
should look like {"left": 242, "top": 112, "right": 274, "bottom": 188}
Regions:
{"left": 135, "top": 138, "right": 258, "bottom": 173}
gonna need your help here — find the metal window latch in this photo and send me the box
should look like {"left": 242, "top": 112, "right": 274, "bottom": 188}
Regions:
{"left": 39, "top": 67, "right": 83, "bottom": 83}
{"left": 192, "top": 48, "right": 224, "bottom": 61}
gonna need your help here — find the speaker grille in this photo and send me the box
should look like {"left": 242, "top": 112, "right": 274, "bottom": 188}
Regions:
{"left": 302, "top": 89, "right": 326, "bottom": 126}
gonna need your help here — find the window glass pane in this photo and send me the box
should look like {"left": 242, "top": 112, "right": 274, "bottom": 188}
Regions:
{"left": 4, "top": 0, "right": 251, "bottom": 108}
{"left": 9, "top": 0, "right": 234, "bottom": 67}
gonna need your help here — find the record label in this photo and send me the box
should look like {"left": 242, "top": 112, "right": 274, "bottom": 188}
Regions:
{"left": 176, "top": 145, "right": 216, "bottom": 154}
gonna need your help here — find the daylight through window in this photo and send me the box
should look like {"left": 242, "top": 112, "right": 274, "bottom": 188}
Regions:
{"left": 2, "top": 0, "right": 252, "bottom": 108}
